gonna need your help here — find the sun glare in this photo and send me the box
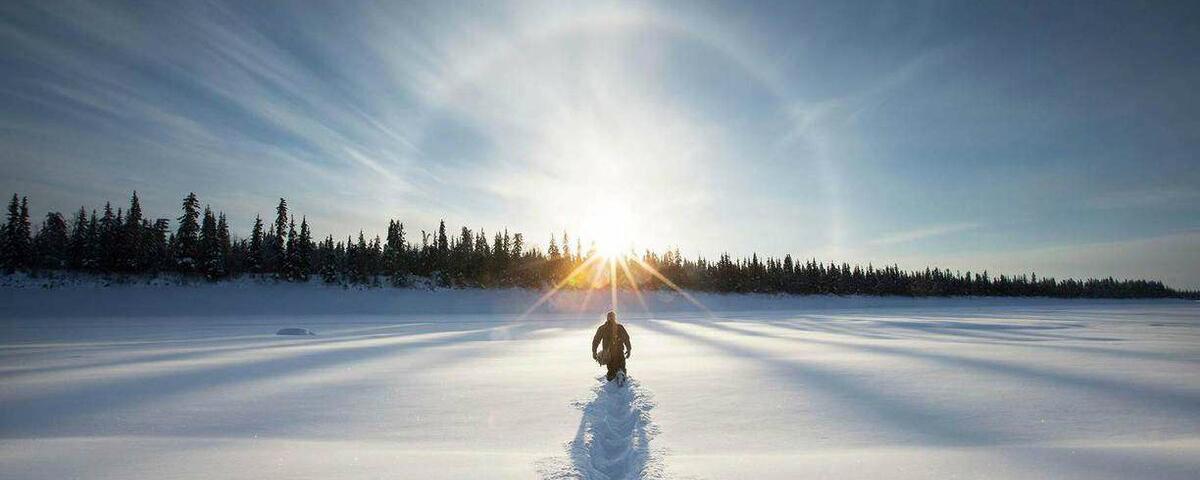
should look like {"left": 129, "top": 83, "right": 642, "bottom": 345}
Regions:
{"left": 583, "top": 204, "right": 632, "bottom": 260}
{"left": 595, "top": 235, "right": 626, "bottom": 259}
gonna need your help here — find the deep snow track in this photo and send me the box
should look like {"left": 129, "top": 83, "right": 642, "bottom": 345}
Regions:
{"left": 540, "top": 376, "right": 664, "bottom": 480}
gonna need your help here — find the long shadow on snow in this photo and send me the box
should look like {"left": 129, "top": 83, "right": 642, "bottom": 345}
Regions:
{"left": 744, "top": 313, "right": 1197, "bottom": 364}
{"left": 719, "top": 311, "right": 1108, "bottom": 342}
{"left": 0, "top": 322, "right": 550, "bottom": 437}
{"left": 642, "top": 319, "right": 1010, "bottom": 446}
{"left": 0, "top": 322, "right": 480, "bottom": 380}
{"left": 705, "top": 320, "right": 1200, "bottom": 415}
{"left": 758, "top": 313, "right": 1124, "bottom": 343}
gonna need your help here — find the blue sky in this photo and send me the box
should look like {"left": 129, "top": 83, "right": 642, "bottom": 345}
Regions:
{"left": 1, "top": 1, "right": 1198, "bottom": 288}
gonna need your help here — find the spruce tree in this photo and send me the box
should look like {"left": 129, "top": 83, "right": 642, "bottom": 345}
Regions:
{"left": 2, "top": 194, "right": 25, "bottom": 272}
{"left": 548, "top": 235, "right": 560, "bottom": 259}
{"left": 198, "top": 206, "right": 223, "bottom": 279}
{"left": 249, "top": 214, "right": 264, "bottom": 273}
{"left": 34, "top": 212, "right": 69, "bottom": 269}
{"left": 175, "top": 193, "right": 201, "bottom": 271}
{"left": 436, "top": 220, "right": 448, "bottom": 255}
{"left": 384, "top": 220, "right": 406, "bottom": 284}
{"left": 17, "top": 196, "right": 31, "bottom": 269}
{"left": 297, "top": 217, "right": 312, "bottom": 281}
{"left": 98, "top": 202, "right": 118, "bottom": 272}
{"left": 122, "top": 191, "right": 144, "bottom": 271}
{"left": 85, "top": 211, "right": 99, "bottom": 270}
{"left": 68, "top": 207, "right": 88, "bottom": 269}
{"left": 217, "top": 212, "right": 231, "bottom": 273}
{"left": 283, "top": 216, "right": 298, "bottom": 280}
{"left": 352, "top": 231, "right": 370, "bottom": 283}
{"left": 319, "top": 235, "right": 338, "bottom": 283}
{"left": 151, "top": 218, "right": 171, "bottom": 272}
{"left": 267, "top": 198, "right": 288, "bottom": 274}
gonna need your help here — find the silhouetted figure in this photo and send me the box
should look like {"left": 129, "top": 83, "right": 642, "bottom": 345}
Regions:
{"left": 592, "top": 311, "right": 631, "bottom": 383}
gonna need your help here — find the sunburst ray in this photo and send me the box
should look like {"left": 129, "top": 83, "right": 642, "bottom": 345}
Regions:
{"left": 618, "top": 256, "right": 651, "bottom": 314}
{"left": 630, "top": 256, "right": 713, "bottom": 317}
{"left": 517, "top": 254, "right": 603, "bottom": 320}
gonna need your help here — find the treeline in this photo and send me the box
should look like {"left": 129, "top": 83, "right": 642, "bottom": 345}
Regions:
{"left": 2, "top": 192, "right": 1196, "bottom": 299}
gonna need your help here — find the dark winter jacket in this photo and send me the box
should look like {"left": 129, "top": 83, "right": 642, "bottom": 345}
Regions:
{"left": 592, "top": 322, "right": 631, "bottom": 358}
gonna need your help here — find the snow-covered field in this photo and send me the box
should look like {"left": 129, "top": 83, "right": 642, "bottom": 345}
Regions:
{"left": 1, "top": 283, "right": 1198, "bottom": 479}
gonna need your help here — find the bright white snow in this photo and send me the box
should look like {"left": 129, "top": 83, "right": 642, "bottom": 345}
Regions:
{"left": 0, "top": 283, "right": 1197, "bottom": 479}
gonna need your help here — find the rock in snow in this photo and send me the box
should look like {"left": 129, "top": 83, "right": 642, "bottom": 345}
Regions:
{"left": 275, "top": 327, "right": 315, "bottom": 336}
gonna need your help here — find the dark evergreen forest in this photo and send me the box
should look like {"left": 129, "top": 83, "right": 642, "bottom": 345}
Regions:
{"left": 2, "top": 192, "right": 1195, "bottom": 299}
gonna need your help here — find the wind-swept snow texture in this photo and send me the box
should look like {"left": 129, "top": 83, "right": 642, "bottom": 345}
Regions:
{"left": 539, "top": 376, "right": 664, "bottom": 480}
{"left": 0, "top": 283, "right": 1198, "bottom": 479}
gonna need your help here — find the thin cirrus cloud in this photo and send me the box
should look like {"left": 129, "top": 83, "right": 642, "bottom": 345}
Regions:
{"left": 868, "top": 223, "right": 981, "bottom": 247}
{"left": 0, "top": 1, "right": 1198, "bottom": 287}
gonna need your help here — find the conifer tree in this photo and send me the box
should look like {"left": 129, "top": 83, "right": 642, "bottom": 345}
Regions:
{"left": 34, "top": 212, "right": 69, "bottom": 269}
{"left": 150, "top": 218, "right": 171, "bottom": 271}
{"left": 548, "top": 235, "right": 560, "bottom": 259}
{"left": 436, "top": 220, "right": 449, "bottom": 255}
{"left": 121, "top": 191, "right": 144, "bottom": 271}
{"left": 283, "top": 216, "right": 298, "bottom": 280}
{"left": 352, "top": 231, "right": 370, "bottom": 283}
{"left": 18, "top": 196, "right": 32, "bottom": 268}
{"left": 297, "top": 217, "right": 312, "bottom": 281}
{"left": 266, "top": 198, "right": 288, "bottom": 274}
{"left": 319, "top": 235, "right": 338, "bottom": 283}
{"left": 84, "top": 211, "right": 99, "bottom": 270}
{"left": 217, "top": 212, "right": 231, "bottom": 271}
{"left": 175, "top": 193, "right": 201, "bottom": 271}
{"left": 249, "top": 215, "right": 264, "bottom": 273}
{"left": 98, "top": 202, "right": 118, "bottom": 272}
{"left": 198, "top": 206, "right": 223, "bottom": 279}
{"left": 1, "top": 194, "right": 29, "bottom": 270}
{"left": 383, "top": 220, "right": 406, "bottom": 280}
{"left": 68, "top": 207, "right": 88, "bottom": 269}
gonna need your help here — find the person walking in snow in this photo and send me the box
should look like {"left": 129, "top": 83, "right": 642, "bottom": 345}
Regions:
{"left": 592, "top": 310, "right": 632, "bottom": 384}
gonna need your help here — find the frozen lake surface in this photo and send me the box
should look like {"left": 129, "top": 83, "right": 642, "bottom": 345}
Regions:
{"left": 1, "top": 285, "right": 1198, "bottom": 479}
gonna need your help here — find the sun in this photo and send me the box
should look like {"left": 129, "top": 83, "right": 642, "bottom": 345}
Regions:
{"left": 583, "top": 203, "right": 632, "bottom": 260}
{"left": 595, "top": 234, "right": 627, "bottom": 260}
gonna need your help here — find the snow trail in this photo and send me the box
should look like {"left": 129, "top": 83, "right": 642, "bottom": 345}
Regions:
{"left": 540, "top": 376, "right": 665, "bottom": 480}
